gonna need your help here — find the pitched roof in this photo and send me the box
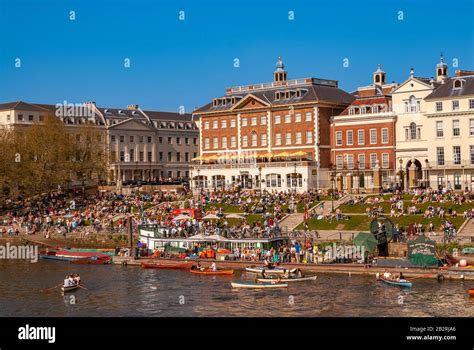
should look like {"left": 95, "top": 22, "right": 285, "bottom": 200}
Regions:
{"left": 425, "top": 76, "right": 474, "bottom": 100}
{"left": 193, "top": 81, "right": 354, "bottom": 114}
{"left": 0, "top": 101, "right": 50, "bottom": 112}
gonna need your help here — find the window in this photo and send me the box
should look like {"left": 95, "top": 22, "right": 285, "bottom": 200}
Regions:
{"left": 260, "top": 116, "right": 267, "bottom": 125}
{"left": 204, "top": 138, "right": 210, "bottom": 149}
{"left": 336, "top": 155, "right": 343, "bottom": 169}
{"left": 454, "top": 174, "right": 462, "bottom": 190}
{"left": 382, "top": 154, "right": 389, "bottom": 168}
{"left": 358, "top": 130, "right": 365, "bottom": 145}
{"left": 261, "top": 134, "right": 267, "bottom": 146}
{"left": 381, "top": 128, "right": 389, "bottom": 144}
{"left": 471, "top": 119, "right": 474, "bottom": 136}
{"left": 408, "top": 95, "right": 419, "bottom": 113}
{"left": 129, "top": 149, "right": 134, "bottom": 162}
{"left": 111, "top": 135, "right": 116, "bottom": 142}
{"left": 176, "top": 152, "right": 181, "bottom": 162}
{"left": 295, "top": 132, "right": 302, "bottom": 144}
{"left": 193, "top": 138, "right": 197, "bottom": 145}
{"left": 251, "top": 132, "right": 257, "bottom": 146}
{"left": 251, "top": 117, "right": 257, "bottom": 126}
{"left": 437, "top": 175, "right": 445, "bottom": 189}
{"left": 185, "top": 138, "right": 189, "bottom": 145}
{"left": 436, "top": 147, "right": 445, "bottom": 166}
{"left": 176, "top": 137, "right": 181, "bottom": 145}
{"left": 453, "top": 120, "right": 460, "bottom": 136}
{"left": 28, "top": 115, "right": 34, "bottom": 121}
{"left": 213, "top": 137, "right": 218, "bottom": 149}
{"left": 222, "top": 137, "right": 227, "bottom": 149}
{"left": 275, "top": 133, "right": 281, "bottom": 145}
{"left": 242, "top": 135, "right": 248, "bottom": 147}
{"left": 436, "top": 102, "right": 443, "bottom": 112}
{"left": 242, "top": 118, "right": 248, "bottom": 127}
{"left": 274, "top": 115, "right": 281, "bottom": 124}
{"left": 370, "top": 129, "right": 377, "bottom": 144}
{"left": 18, "top": 114, "right": 23, "bottom": 121}
{"left": 120, "top": 135, "right": 124, "bottom": 143}
{"left": 306, "top": 131, "right": 313, "bottom": 144}
{"left": 148, "top": 152, "right": 152, "bottom": 162}
{"left": 204, "top": 122, "right": 209, "bottom": 129}
{"left": 120, "top": 151, "right": 125, "bottom": 161}
{"left": 168, "top": 137, "right": 172, "bottom": 144}
{"left": 221, "top": 120, "right": 227, "bottom": 128}
{"left": 452, "top": 100, "right": 459, "bottom": 111}
{"left": 470, "top": 99, "right": 474, "bottom": 109}
{"left": 453, "top": 146, "right": 461, "bottom": 165}
{"left": 470, "top": 145, "right": 474, "bottom": 165}
{"left": 266, "top": 174, "right": 281, "bottom": 188}
{"left": 147, "top": 136, "right": 152, "bottom": 143}
{"left": 409, "top": 123, "right": 417, "bottom": 140}
{"left": 358, "top": 154, "right": 365, "bottom": 169}
{"left": 159, "top": 137, "right": 163, "bottom": 143}
{"left": 139, "top": 152, "right": 144, "bottom": 162}
{"left": 130, "top": 136, "right": 134, "bottom": 143}
{"left": 285, "top": 132, "right": 292, "bottom": 145}
{"left": 347, "top": 154, "right": 354, "bottom": 169}
{"left": 436, "top": 121, "right": 444, "bottom": 137}
{"left": 159, "top": 152, "right": 163, "bottom": 161}
{"left": 230, "top": 119, "right": 236, "bottom": 128}
{"left": 335, "top": 131, "right": 342, "bottom": 146}
{"left": 347, "top": 131, "right": 353, "bottom": 145}
{"left": 167, "top": 152, "right": 172, "bottom": 162}
{"left": 139, "top": 136, "right": 144, "bottom": 143}
{"left": 295, "top": 113, "right": 301, "bottom": 122}
{"left": 231, "top": 136, "right": 236, "bottom": 148}
{"left": 6, "top": 114, "right": 11, "bottom": 122}
{"left": 285, "top": 115, "right": 291, "bottom": 123}
{"left": 370, "top": 154, "right": 377, "bottom": 169}
{"left": 305, "top": 112, "right": 312, "bottom": 122}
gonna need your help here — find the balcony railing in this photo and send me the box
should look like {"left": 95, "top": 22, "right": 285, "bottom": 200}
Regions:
{"left": 428, "top": 160, "right": 474, "bottom": 170}
{"left": 192, "top": 160, "right": 317, "bottom": 170}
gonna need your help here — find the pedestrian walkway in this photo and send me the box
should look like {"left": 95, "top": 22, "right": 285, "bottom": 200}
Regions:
{"left": 279, "top": 213, "right": 305, "bottom": 231}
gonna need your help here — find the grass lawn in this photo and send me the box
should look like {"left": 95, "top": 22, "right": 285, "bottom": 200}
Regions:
{"left": 296, "top": 214, "right": 467, "bottom": 232}
{"left": 339, "top": 200, "right": 473, "bottom": 214}
{"left": 203, "top": 203, "right": 243, "bottom": 213}
{"left": 225, "top": 214, "right": 263, "bottom": 226}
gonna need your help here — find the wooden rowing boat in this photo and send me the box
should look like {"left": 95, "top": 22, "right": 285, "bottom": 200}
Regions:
{"left": 61, "top": 284, "right": 80, "bottom": 293}
{"left": 231, "top": 282, "right": 288, "bottom": 289}
{"left": 245, "top": 266, "right": 295, "bottom": 275}
{"left": 378, "top": 277, "right": 412, "bottom": 288}
{"left": 141, "top": 262, "right": 194, "bottom": 269}
{"left": 257, "top": 275, "right": 317, "bottom": 283}
{"left": 190, "top": 269, "right": 234, "bottom": 275}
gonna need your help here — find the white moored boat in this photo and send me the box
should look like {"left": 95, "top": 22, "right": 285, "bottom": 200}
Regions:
{"left": 231, "top": 282, "right": 288, "bottom": 289}
{"left": 257, "top": 275, "right": 317, "bottom": 283}
{"left": 245, "top": 266, "right": 295, "bottom": 275}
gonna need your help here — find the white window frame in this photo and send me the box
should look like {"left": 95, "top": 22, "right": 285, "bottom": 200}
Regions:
{"left": 358, "top": 130, "right": 365, "bottom": 145}
{"left": 370, "top": 129, "right": 377, "bottom": 144}
{"left": 335, "top": 131, "right": 342, "bottom": 146}
{"left": 346, "top": 130, "right": 353, "bottom": 146}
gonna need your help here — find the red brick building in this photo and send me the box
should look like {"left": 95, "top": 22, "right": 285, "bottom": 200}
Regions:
{"left": 191, "top": 58, "right": 354, "bottom": 192}
{"left": 330, "top": 65, "right": 397, "bottom": 192}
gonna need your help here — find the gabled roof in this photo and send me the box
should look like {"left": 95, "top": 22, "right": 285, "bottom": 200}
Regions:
{"left": 0, "top": 101, "right": 51, "bottom": 112}
{"left": 107, "top": 118, "right": 157, "bottom": 131}
{"left": 193, "top": 81, "right": 354, "bottom": 114}
{"left": 425, "top": 76, "right": 474, "bottom": 100}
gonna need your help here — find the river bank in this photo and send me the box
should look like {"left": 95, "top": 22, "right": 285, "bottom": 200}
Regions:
{"left": 112, "top": 256, "right": 474, "bottom": 280}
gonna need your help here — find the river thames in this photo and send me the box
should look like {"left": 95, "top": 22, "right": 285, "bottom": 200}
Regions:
{"left": 0, "top": 260, "right": 473, "bottom": 317}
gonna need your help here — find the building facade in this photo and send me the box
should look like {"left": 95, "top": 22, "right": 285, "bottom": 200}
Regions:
{"left": 424, "top": 69, "right": 474, "bottom": 191}
{"left": 330, "top": 65, "right": 397, "bottom": 193}
{"left": 191, "top": 58, "right": 354, "bottom": 193}
{"left": 0, "top": 101, "right": 198, "bottom": 185}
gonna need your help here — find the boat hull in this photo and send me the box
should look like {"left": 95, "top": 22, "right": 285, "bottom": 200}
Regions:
{"left": 378, "top": 277, "right": 412, "bottom": 288}
{"left": 190, "top": 269, "right": 234, "bottom": 275}
{"left": 245, "top": 267, "right": 294, "bottom": 275}
{"left": 231, "top": 282, "right": 288, "bottom": 289}
{"left": 61, "top": 285, "right": 80, "bottom": 293}
{"left": 141, "top": 262, "right": 194, "bottom": 269}
{"left": 257, "top": 276, "right": 317, "bottom": 283}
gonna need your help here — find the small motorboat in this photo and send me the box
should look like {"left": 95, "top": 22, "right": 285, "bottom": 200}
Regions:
{"left": 245, "top": 266, "right": 295, "bottom": 275}
{"left": 141, "top": 262, "right": 194, "bottom": 269}
{"left": 231, "top": 282, "right": 288, "bottom": 289}
{"left": 468, "top": 289, "right": 474, "bottom": 297}
{"left": 190, "top": 269, "right": 234, "bottom": 275}
{"left": 378, "top": 277, "right": 412, "bottom": 288}
{"left": 61, "top": 284, "right": 80, "bottom": 293}
{"left": 257, "top": 275, "right": 317, "bottom": 283}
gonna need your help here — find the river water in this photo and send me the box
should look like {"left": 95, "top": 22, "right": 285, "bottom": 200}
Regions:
{"left": 0, "top": 260, "right": 473, "bottom": 317}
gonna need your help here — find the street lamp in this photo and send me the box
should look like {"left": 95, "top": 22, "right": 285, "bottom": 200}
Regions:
{"left": 424, "top": 159, "right": 429, "bottom": 189}
{"left": 398, "top": 158, "right": 403, "bottom": 191}
{"left": 293, "top": 163, "right": 297, "bottom": 194}
{"left": 258, "top": 166, "right": 262, "bottom": 195}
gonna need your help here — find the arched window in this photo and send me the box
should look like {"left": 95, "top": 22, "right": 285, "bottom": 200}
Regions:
{"left": 409, "top": 95, "right": 418, "bottom": 113}
{"left": 410, "top": 122, "right": 417, "bottom": 140}
{"left": 453, "top": 80, "right": 463, "bottom": 89}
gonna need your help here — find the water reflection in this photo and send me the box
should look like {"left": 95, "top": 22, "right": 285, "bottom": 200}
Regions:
{"left": 0, "top": 261, "right": 473, "bottom": 317}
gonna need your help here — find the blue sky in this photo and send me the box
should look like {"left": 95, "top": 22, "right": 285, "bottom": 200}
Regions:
{"left": 1, "top": 0, "right": 473, "bottom": 113}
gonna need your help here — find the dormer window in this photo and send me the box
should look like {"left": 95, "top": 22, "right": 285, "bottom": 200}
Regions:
{"left": 453, "top": 79, "right": 463, "bottom": 89}
{"left": 275, "top": 92, "right": 281, "bottom": 100}
{"left": 169, "top": 122, "right": 175, "bottom": 128}
{"left": 213, "top": 98, "right": 219, "bottom": 107}
{"left": 160, "top": 122, "right": 167, "bottom": 128}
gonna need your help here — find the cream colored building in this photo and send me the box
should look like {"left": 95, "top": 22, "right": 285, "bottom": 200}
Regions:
{"left": 424, "top": 70, "right": 474, "bottom": 190}
{"left": 0, "top": 101, "right": 198, "bottom": 186}
{"left": 392, "top": 64, "right": 443, "bottom": 190}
